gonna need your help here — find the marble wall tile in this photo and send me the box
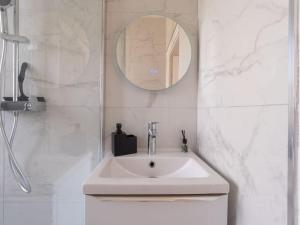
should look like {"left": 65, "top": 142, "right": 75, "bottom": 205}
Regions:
{"left": 17, "top": 0, "right": 102, "bottom": 107}
{"left": 107, "top": 0, "right": 198, "bottom": 14}
{"left": 53, "top": 202, "right": 84, "bottom": 225}
{"left": 52, "top": 153, "right": 94, "bottom": 225}
{"left": 198, "top": 0, "right": 288, "bottom": 107}
{"left": 19, "top": 0, "right": 57, "bottom": 13}
{"left": 197, "top": 0, "right": 288, "bottom": 224}
{"left": 197, "top": 105, "right": 288, "bottom": 225}
{"left": 1, "top": 0, "right": 103, "bottom": 225}
{"left": 20, "top": 12, "right": 60, "bottom": 36}
{"left": 4, "top": 202, "right": 53, "bottom": 225}
{"left": 105, "top": 60, "right": 198, "bottom": 108}
{"left": 105, "top": 107, "right": 197, "bottom": 151}
{"left": 105, "top": 0, "right": 198, "bottom": 150}
{"left": 105, "top": 12, "right": 198, "bottom": 54}
{"left": 3, "top": 106, "right": 99, "bottom": 201}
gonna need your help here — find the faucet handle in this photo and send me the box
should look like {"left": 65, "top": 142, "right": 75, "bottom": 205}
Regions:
{"left": 148, "top": 121, "right": 159, "bottom": 129}
{"left": 148, "top": 122, "right": 158, "bottom": 136}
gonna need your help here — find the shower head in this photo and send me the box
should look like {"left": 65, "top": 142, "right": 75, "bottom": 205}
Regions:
{"left": 0, "top": 0, "right": 14, "bottom": 10}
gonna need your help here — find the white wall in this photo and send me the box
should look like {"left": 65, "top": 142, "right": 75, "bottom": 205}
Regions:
{"left": 104, "top": 0, "right": 198, "bottom": 152}
{"left": 197, "top": 0, "right": 288, "bottom": 225}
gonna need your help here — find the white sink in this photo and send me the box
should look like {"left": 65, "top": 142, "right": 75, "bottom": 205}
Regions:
{"left": 99, "top": 155, "right": 209, "bottom": 178}
{"left": 83, "top": 151, "right": 229, "bottom": 195}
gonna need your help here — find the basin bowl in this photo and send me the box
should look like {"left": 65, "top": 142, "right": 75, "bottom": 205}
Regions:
{"left": 83, "top": 151, "right": 229, "bottom": 195}
{"left": 99, "top": 155, "right": 209, "bottom": 178}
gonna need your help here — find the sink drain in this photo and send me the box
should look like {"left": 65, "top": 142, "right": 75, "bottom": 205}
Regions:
{"left": 149, "top": 161, "right": 155, "bottom": 168}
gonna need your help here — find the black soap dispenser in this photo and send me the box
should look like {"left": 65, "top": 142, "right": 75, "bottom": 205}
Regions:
{"left": 112, "top": 123, "right": 137, "bottom": 156}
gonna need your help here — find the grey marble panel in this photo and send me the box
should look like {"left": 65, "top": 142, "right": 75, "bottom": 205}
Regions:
{"left": 105, "top": 106, "right": 197, "bottom": 151}
{"left": 198, "top": 0, "right": 288, "bottom": 107}
{"left": 197, "top": 105, "right": 288, "bottom": 225}
{"left": 3, "top": 106, "right": 99, "bottom": 201}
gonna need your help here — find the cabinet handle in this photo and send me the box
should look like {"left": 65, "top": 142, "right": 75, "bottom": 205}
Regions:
{"left": 97, "top": 195, "right": 226, "bottom": 202}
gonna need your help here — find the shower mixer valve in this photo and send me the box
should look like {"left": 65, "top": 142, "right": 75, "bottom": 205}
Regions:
{"left": 1, "top": 62, "right": 46, "bottom": 112}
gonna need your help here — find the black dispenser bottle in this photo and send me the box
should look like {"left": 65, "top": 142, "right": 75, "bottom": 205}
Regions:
{"left": 112, "top": 123, "right": 137, "bottom": 156}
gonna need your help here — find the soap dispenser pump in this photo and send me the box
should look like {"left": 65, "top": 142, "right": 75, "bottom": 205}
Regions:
{"left": 112, "top": 123, "right": 137, "bottom": 156}
{"left": 116, "top": 123, "right": 123, "bottom": 134}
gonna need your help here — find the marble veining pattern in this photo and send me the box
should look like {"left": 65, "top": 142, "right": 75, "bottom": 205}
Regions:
{"left": 197, "top": 0, "right": 288, "bottom": 225}
{"left": 198, "top": 106, "right": 287, "bottom": 225}
{"left": 1, "top": 0, "right": 103, "bottom": 225}
{"left": 198, "top": 0, "right": 288, "bottom": 107}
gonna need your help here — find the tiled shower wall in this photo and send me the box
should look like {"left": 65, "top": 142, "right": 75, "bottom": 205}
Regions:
{"left": 104, "top": 0, "right": 198, "bottom": 152}
{"left": 197, "top": 0, "right": 288, "bottom": 225}
{"left": 0, "top": 0, "right": 103, "bottom": 225}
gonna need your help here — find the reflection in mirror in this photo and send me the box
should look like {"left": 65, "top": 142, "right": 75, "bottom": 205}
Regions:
{"left": 116, "top": 15, "right": 192, "bottom": 91}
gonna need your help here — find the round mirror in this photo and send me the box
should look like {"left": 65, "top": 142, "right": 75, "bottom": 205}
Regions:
{"left": 116, "top": 15, "right": 192, "bottom": 91}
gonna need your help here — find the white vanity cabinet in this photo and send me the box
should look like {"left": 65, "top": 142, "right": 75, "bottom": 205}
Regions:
{"left": 85, "top": 194, "right": 228, "bottom": 225}
{"left": 83, "top": 152, "right": 229, "bottom": 225}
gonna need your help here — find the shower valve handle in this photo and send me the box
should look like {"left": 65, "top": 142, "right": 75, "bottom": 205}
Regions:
{"left": 18, "top": 62, "right": 29, "bottom": 101}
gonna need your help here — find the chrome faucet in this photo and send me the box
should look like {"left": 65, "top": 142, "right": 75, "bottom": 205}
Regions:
{"left": 148, "top": 122, "right": 158, "bottom": 156}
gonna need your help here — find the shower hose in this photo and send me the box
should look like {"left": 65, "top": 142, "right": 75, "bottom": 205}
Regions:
{"left": 0, "top": 9, "right": 31, "bottom": 193}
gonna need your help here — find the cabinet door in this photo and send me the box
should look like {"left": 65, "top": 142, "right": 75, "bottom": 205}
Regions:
{"left": 85, "top": 195, "right": 228, "bottom": 225}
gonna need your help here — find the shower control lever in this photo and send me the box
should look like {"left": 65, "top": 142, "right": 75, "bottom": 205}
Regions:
{"left": 3, "top": 62, "right": 29, "bottom": 101}
{"left": 1, "top": 62, "right": 46, "bottom": 112}
{"left": 18, "top": 62, "right": 29, "bottom": 101}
